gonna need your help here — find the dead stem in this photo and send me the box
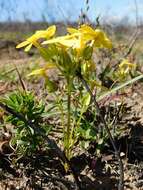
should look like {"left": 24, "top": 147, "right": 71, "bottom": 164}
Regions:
{"left": 78, "top": 73, "right": 124, "bottom": 190}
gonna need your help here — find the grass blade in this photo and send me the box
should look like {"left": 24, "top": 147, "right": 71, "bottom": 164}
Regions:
{"left": 97, "top": 74, "right": 143, "bottom": 102}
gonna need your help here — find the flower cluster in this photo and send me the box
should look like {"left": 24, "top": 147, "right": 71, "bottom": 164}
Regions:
{"left": 16, "top": 24, "right": 112, "bottom": 80}
{"left": 43, "top": 25, "right": 112, "bottom": 54}
{"left": 116, "top": 59, "right": 136, "bottom": 80}
{"left": 16, "top": 25, "right": 56, "bottom": 51}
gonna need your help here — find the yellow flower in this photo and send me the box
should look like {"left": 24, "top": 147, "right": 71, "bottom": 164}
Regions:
{"left": 35, "top": 25, "right": 56, "bottom": 39}
{"left": 116, "top": 59, "right": 136, "bottom": 80}
{"left": 43, "top": 33, "right": 77, "bottom": 45}
{"left": 67, "top": 27, "right": 79, "bottom": 34}
{"left": 68, "top": 25, "right": 112, "bottom": 49}
{"left": 16, "top": 25, "right": 56, "bottom": 52}
{"left": 28, "top": 68, "right": 47, "bottom": 77}
{"left": 119, "top": 59, "right": 136, "bottom": 75}
{"left": 43, "top": 33, "right": 85, "bottom": 54}
{"left": 43, "top": 25, "right": 112, "bottom": 55}
{"left": 28, "top": 62, "right": 56, "bottom": 77}
{"left": 79, "top": 25, "right": 112, "bottom": 48}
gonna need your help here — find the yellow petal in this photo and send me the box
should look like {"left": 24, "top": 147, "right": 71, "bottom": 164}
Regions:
{"left": 28, "top": 68, "right": 46, "bottom": 76}
{"left": 43, "top": 36, "right": 67, "bottom": 45}
{"left": 58, "top": 39, "right": 77, "bottom": 47}
{"left": 104, "top": 39, "right": 112, "bottom": 49}
{"left": 119, "top": 60, "right": 126, "bottom": 68}
{"left": 24, "top": 43, "right": 32, "bottom": 52}
{"left": 45, "top": 62, "right": 56, "bottom": 69}
{"left": 35, "top": 25, "right": 56, "bottom": 39}
{"left": 27, "top": 34, "right": 38, "bottom": 43}
{"left": 42, "top": 34, "right": 78, "bottom": 45}
{"left": 42, "top": 36, "right": 64, "bottom": 45}
{"left": 67, "top": 27, "right": 78, "bottom": 34}
{"left": 79, "top": 24, "right": 95, "bottom": 34}
{"left": 16, "top": 40, "right": 29, "bottom": 48}
{"left": 92, "top": 30, "right": 112, "bottom": 49}
{"left": 46, "top": 25, "right": 56, "bottom": 37}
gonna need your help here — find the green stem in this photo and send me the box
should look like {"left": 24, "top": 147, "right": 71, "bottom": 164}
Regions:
{"left": 65, "top": 76, "right": 72, "bottom": 159}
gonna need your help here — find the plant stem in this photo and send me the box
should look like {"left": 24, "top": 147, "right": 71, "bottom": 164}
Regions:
{"left": 65, "top": 76, "right": 72, "bottom": 159}
{"left": 79, "top": 74, "right": 124, "bottom": 190}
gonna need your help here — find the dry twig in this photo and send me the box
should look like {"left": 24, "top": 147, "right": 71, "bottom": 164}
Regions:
{"left": 78, "top": 73, "right": 124, "bottom": 190}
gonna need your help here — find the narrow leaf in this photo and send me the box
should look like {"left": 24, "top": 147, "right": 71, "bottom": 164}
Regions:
{"left": 97, "top": 75, "right": 143, "bottom": 102}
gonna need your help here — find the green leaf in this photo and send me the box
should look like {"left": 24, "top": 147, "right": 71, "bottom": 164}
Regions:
{"left": 17, "top": 140, "right": 28, "bottom": 146}
{"left": 82, "top": 46, "right": 93, "bottom": 60}
{"left": 45, "top": 78, "right": 58, "bottom": 92}
{"left": 81, "top": 93, "right": 91, "bottom": 112}
{"left": 28, "top": 126, "right": 35, "bottom": 135}
{"left": 80, "top": 141, "right": 90, "bottom": 149}
{"left": 98, "top": 138, "right": 104, "bottom": 145}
